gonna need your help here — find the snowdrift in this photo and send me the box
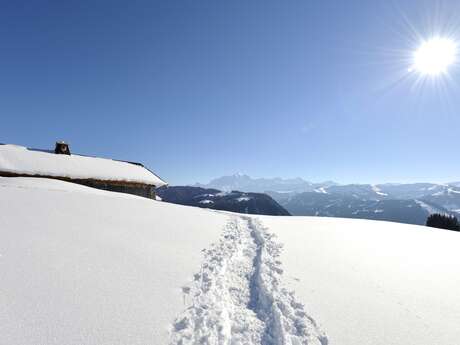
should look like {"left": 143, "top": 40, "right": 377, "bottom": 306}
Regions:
{"left": 1, "top": 177, "right": 459, "bottom": 345}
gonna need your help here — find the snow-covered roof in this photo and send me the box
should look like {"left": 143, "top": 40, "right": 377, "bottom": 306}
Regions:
{"left": 0, "top": 144, "right": 167, "bottom": 186}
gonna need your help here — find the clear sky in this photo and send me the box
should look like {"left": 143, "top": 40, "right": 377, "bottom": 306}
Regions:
{"left": 1, "top": 0, "right": 460, "bottom": 185}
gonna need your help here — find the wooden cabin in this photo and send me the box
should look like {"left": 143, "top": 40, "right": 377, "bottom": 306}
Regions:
{"left": 0, "top": 142, "right": 167, "bottom": 199}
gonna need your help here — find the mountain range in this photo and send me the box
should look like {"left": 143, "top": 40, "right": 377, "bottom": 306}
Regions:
{"left": 157, "top": 186, "right": 290, "bottom": 216}
{"left": 195, "top": 174, "right": 460, "bottom": 225}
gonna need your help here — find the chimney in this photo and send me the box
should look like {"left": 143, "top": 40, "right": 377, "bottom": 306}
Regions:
{"left": 55, "top": 141, "right": 71, "bottom": 155}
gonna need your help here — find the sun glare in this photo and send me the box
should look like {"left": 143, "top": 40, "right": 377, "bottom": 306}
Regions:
{"left": 413, "top": 37, "right": 457, "bottom": 76}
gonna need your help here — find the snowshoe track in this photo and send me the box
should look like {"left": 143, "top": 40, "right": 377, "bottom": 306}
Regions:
{"left": 170, "top": 216, "right": 328, "bottom": 345}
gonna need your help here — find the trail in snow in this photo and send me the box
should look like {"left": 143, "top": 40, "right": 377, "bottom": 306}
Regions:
{"left": 170, "top": 216, "right": 328, "bottom": 345}
{"left": 246, "top": 217, "right": 328, "bottom": 345}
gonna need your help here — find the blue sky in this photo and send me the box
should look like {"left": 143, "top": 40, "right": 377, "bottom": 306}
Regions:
{"left": 1, "top": 0, "right": 460, "bottom": 185}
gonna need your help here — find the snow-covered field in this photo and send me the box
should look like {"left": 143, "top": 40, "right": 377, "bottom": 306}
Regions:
{"left": 1, "top": 177, "right": 459, "bottom": 345}
{"left": 262, "top": 216, "right": 460, "bottom": 345}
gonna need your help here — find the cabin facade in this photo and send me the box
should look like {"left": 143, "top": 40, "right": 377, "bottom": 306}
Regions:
{"left": 0, "top": 142, "right": 167, "bottom": 199}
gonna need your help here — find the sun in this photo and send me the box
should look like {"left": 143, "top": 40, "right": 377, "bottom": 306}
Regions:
{"left": 413, "top": 37, "right": 457, "bottom": 76}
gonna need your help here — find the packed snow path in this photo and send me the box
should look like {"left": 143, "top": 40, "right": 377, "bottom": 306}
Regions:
{"left": 170, "top": 216, "right": 328, "bottom": 345}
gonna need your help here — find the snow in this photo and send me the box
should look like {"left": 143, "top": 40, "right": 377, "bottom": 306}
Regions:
{"left": 199, "top": 199, "right": 214, "bottom": 204}
{"left": 0, "top": 177, "right": 223, "bottom": 345}
{"left": 0, "top": 144, "right": 166, "bottom": 186}
{"left": 260, "top": 216, "right": 460, "bottom": 345}
{"left": 372, "top": 185, "right": 388, "bottom": 196}
{"left": 431, "top": 187, "right": 460, "bottom": 196}
{"left": 1, "top": 177, "right": 460, "bottom": 345}
{"left": 314, "top": 187, "right": 328, "bottom": 194}
{"left": 171, "top": 217, "right": 326, "bottom": 344}
{"left": 432, "top": 190, "right": 445, "bottom": 196}
{"left": 194, "top": 193, "right": 215, "bottom": 199}
{"left": 414, "top": 199, "right": 444, "bottom": 214}
{"left": 237, "top": 196, "right": 252, "bottom": 202}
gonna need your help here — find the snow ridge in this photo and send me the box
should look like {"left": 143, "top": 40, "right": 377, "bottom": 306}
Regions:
{"left": 170, "top": 216, "right": 327, "bottom": 345}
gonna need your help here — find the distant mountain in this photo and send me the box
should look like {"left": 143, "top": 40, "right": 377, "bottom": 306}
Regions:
{"left": 268, "top": 191, "right": 453, "bottom": 225}
{"left": 270, "top": 184, "right": 460, "bottom": 225}
{"left": 421, "top": 188, "right": 460, "bottom": 214}
{"left": 375, "top": 183, "right": 448, "bottom": 199}
{"left": 195, "top": 173, "right": 336, "bottom": 193}
{"left": 196, "top": 175, "right": 460, "bottom": 225}
{"left": 157, "top": 186, "right": 290, "bottom": 216}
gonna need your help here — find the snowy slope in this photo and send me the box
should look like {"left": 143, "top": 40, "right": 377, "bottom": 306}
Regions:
{"left": 261, "top": 216, "right": 460, "bottom": 345}
{"left": 0, "top": 144, "right": 166, "bottom": 186}
{"left": 1, "top": 177, "right": 459, "bottom": 345}
{"left": 0, "top": 177, "right": 224, "bottom": 345}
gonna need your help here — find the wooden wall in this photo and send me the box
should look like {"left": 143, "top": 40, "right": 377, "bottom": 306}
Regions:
{"left": 0, "top": 171, "right": 156, "bottom": 199}
{"left": 76, "top": 179, "right": 156, "bottom": 199}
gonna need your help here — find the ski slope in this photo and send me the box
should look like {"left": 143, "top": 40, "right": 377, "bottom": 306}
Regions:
{"left": 1, "top": 177, "right": 459, "bottom": 345}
